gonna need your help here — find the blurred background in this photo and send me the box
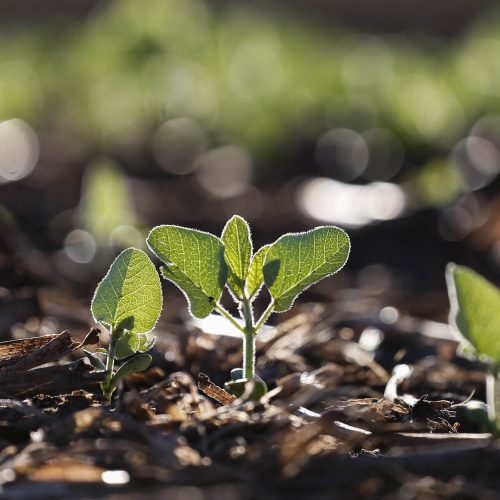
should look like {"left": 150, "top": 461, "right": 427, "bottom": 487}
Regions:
{"left": 2, "top": 0, "right": 500, "bottom": 327}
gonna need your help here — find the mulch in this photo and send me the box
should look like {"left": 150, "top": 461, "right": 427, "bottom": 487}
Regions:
{"left": 0, "top": 284, "right": 497, "bottom": 500}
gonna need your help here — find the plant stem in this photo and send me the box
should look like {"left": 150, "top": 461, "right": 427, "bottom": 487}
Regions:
{"left": 217, "top": 297, "right": 274, "bottom": 382}
{"left": 240, "top": 297, "right": 255, "bottom": 380}
{"left": 215, "top": 303, "right": 246, "bottom": 335}
{"left": 243, "top": 330, "right": 255, "bottom": 380}
{"left": 102, "top": 325, "right": 118, "bottom": 401}
{"left": 255, "top": 300, "right": 275, "bottom": 333}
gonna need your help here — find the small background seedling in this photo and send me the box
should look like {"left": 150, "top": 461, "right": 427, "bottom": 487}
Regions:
{"left": 446, "top": 263, "right": 500, "bottom": 431}
{"left": 147, "top": 216, "right": 350, "bottom": 398}
{"left": 89, "top": 247, "right": 162, "bottom": 400}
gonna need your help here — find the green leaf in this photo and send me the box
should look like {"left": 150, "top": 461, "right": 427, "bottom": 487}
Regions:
{"left": 225, "top": 374, "right": 268, "bottom": 400}
{"left": 91, "top": 248, "right": 163, "bottom": 333}
{"left": 114, "top": 330, "right": 140, "bottom": 360}
{"left": 147, "top": 226, "right": 227, "bottom": 318}
{"left": 110, "top": 353, "right": 152, "bottom": 390}
{"left": 246, "top": 244, "right": 270, "bottom": 300}
{"left": 83, "top": 349, "right": 106, "bottom": 371}
{"left": 263, "top": 226, "right": 350, "bottom": 312}
{"left": 446, "top": 263, "right": 500, "bottom": 364}
{"left": 221, "top": 216, "right": 252, "bottom": 299}
{"left": 159, "top": 265, "right": 213, "bottom": 318}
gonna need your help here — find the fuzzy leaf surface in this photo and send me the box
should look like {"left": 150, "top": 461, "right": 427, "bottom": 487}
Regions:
{"left": 447, "top": 263, "right": 500, "bottom": 364}
{"left": 246, "top": 244, "right": 270, "bottom": 300}
{"left": 222, "top": 215, "right": 252, "bottom": 299}
{"left": 147, "top": 226, "right": 227, "bottom": 318}
{"left": 160, "top": 264, "right": 216, "bottom": 318}
{"left": 91, "top": 248, "right": 162, "bottom": 333}
{"left": 263, "top": 226, "right": 350, "bottom": 312}
{"left": 114, "top": 331, "right": 140, "bottom": 360}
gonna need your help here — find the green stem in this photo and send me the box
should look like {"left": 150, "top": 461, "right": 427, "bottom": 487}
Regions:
{"left": 243, "top": 330, "right": 255, "bottom": 381}
{"left": 240, "top": 297, "right": 255, "bottom": 380}
{"left": 255, "top": 300, "right": 275, "bottom": 333}
{"left": 215, "top": 303, "right": 246, "bottom": 335}
{"left": 102, "top": 325, "right": 119, "bottom": 401}
{"left": 217, "top": 297, "right": 274, "bottom": 383}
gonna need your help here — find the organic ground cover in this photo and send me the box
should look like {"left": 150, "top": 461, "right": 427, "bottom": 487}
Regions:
{"left": 0, "top": 214, "right": 499, "bottom": 499}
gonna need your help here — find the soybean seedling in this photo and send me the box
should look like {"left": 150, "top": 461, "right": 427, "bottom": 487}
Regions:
{"left": 88, "top": 247, "right": 162, "bottom": 401}
{"left": 446, "top": 263, "right": 500, "bottom": 431}
{"left": 147, "top": 216, "right": 350, "bottom": 398}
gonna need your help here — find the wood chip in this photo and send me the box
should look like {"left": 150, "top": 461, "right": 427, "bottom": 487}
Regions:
{"left": 197, "top": 373, "right": 236, "bottom": 405}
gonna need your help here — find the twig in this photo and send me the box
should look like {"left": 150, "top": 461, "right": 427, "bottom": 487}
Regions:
{"left": 0, "top": 360, "right": 105, "bottom": 397}
{"left": 197, "top": 373, "right": 236, "bottom": 405}
{"left": 0, "top": 328, "right": 100, "bottom": 374}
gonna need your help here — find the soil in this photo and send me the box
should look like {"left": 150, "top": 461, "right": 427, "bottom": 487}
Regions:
{"left": 0, "top": 262, "right": 498, "bottom": 499}
{"left": 1, "top": 144, "right": 500, "bottom": 498}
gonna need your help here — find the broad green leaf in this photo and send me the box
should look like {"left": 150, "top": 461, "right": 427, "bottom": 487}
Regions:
{"left": 446, "top": 263, "right": 500, "bottom": 364}
{"left": 91, "top": 248, "right": 162, "bottom": 333}
{"left": 114, "top": 330, "right": 140, "bottom": 360}
{"left": 222, "top": 216, "right": 252, "bottom": 299}
{"left": 110, "top": 353, "right": 152, "bottom": 390}
{"left": 225, "top": 370, "right": 268, "bottom": 399}
{"left": 246, "top": 244, "right": 270, "bottom": 300}
{"left": 160, "top": 264, "right": 214, "bottom": 318}
{"left": 147, "top": 226, "right": 227, "bottom": 318}
{"left": 263, "top": 226, "right": 350, "bottom": 312}
{"left": 83, "top": 349, "right": 106, "bottom": 371}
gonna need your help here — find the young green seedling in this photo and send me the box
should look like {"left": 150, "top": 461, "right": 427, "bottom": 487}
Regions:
{"left": 446, "top": 263, "right": 500, "bottom": 431}
{"left": 147, "top": 216, "right": 350, "bottom": 399}
{"left": 89, "top": 247, "right": 162, "bottom": 401}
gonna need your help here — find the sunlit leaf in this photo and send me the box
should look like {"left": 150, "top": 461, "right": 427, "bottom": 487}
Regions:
{"left": 246, "top": 244, "right": 270, "bottom": 300}
{"left": 91, "top": 248, "right": 162, "bottom": 333}
{"left": 114, "top": 330, "right": 140, "bottom": 360}
{"left": 159, "top": 264, "right": 212, "bottom": 318}
{"left": 447, "top": 263, "right": 500, "bottom": 364}
{"left": 147, "top": 225, "right": 227, "bottom": 318}
{"left": 263, "top": 226, "right": 350, "bottom": 312}
{"left": 221, "top": 215, "right": 252, "bottom": 299}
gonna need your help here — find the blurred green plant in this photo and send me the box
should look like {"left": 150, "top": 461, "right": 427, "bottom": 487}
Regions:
{"left": 1, "top": 0, "right": 500, "bottom": 216}
{"left": 446, "top": 263, "right": 500, "bottom": 432}
{"left": 413, "top": 158, "right": 463, "bottom": 207}
{"left": 1, "top": 0, "right": 500, "bottom": 161}
{"left": 80, "top": 158, "right": 145, "bottom": 249}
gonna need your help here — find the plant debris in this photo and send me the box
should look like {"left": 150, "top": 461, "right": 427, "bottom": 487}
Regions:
{"left": 0, "top": 292, "right": 496, "bottom": 498}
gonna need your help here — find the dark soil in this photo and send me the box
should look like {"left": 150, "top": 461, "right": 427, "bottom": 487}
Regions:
{"left": 1, "top": 138, "right": 500, "bottom": 498}
{"left": 0, "top": 271, "right": 497, "bottom": 499}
